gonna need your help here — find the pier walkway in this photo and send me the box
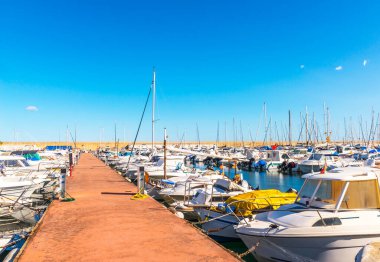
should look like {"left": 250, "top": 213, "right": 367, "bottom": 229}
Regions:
{"left": 17, "top": 154, "right": 239, "bottom": 262}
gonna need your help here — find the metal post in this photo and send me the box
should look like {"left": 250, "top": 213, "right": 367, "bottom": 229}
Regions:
{"left": 138, "top": 166, "right": 145, "bottom": 194}
{"left": 69, "top": 152, "right": 73, "bottom": 176}
{"left": 164, "top": 128, "right": 167, "bottom": 180}
{"left": 60, "top": 168, "right": 67, "bottom": 199}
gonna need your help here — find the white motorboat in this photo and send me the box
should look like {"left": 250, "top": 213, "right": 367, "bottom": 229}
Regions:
{"left": 195, "top": 189, "right": 297, "bottom": 241}
{"left": 297, "top": 152, "right": 344, "bottom": 173}
{"left": 0, "top": 177, "right": 45, "bottom": 205}
{"left": 235, "top": 166, "right": 380, "bottom": 262}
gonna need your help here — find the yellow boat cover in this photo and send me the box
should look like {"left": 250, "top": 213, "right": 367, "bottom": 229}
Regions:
{"left": 225, "top": 189, "right": 297, "bottom": 217}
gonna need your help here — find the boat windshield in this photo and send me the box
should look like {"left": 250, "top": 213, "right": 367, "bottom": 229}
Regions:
{"left": 296, "top": 179, "right": 332, "bottom": 204}
{"left": 296, "top": 178, "right": 380, "bottom": 209}
{"left": 308, "top": 154, "right": 323, "bottom": 161}
{"left": 20, "top": 159, "right": 30, "bottom": 167}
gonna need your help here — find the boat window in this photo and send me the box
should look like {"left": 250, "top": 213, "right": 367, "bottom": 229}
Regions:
{"left": 214, "top": 184, "right": 229, "bottom": 192}
{"left": 308, "top": 154, "right": 322, "bottom": 161}
{"left": 297, "top": 179, "right": 338, "bottom": 207}
{"left": 20, "top": 159, "right": 30, "bottom": 166}
{"left": 315, "top": 181, "right": 332, "bottom": 199}
{"left": 313, "top": 217, "right": 342, "bottom": 227}
{"left": 4, "top": 160, "right": 21, "bottom": 167}
{"left": 281, "top": 154, "right": 289, "bottom": 160}
{"left": 296, "top": 179, "right": 320, "bottom": 203}
{"left": 339, "top": 180, "right": 380, "bottom": 209}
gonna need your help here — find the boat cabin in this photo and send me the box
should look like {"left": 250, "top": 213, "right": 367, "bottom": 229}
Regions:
{"left": 296, "top": 167, "right": 380, "bottom": 211}
{"left": 0, "top": 155, "right": 30, "bottom": 168}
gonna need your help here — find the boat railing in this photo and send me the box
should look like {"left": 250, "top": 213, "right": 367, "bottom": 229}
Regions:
{"left": 183, "top": 180, "right": 215, "bottom": 208}
{"left": 0, "top": 186, "right": 32, "bottom": 209}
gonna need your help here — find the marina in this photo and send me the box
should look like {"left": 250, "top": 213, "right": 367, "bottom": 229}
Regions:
{"left": 1, "top": 1, "right": 380, "bottom": 261}
{"left": 1, "top": 143, "right": 380, "bottom": 261}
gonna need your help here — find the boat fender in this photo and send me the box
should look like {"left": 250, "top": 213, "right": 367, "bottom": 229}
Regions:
{"left": 175, "top": 211, "right": 184, "bottom": 219}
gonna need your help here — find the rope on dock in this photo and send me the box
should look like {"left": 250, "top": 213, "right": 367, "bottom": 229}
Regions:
{"left": 130, "top": 193, "right": 149, "bottom": 200}
{"left": 60, "top": 191, "right": 75, "bottom": 202}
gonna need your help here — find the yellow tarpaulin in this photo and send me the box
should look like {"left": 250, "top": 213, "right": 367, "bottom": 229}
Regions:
{"left": 225, "top": 189, "right": 297, "bottom": 217}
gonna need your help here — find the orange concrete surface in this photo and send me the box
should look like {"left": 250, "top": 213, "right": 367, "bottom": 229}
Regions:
{"left": 18, "top": 154, "right": 239, "bottom": 262}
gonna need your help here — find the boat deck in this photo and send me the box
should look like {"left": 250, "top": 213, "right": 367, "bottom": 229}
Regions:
{"left": 17, "top": 153, "right": 239, "bottom": 262}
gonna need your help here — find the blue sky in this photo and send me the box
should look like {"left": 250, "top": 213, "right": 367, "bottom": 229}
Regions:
{"left": 1, "top": 0, "right": 380, "bottom": 142}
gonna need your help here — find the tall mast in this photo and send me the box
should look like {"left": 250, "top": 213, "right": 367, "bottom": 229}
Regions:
{"left": 224, "top": 120, "right": 227, "bottom": 146}
{"left": 313, "top": 112, "right": 316, "bottom": 145}
{"left": 264, "top": 102, "right": 267, "bottom": 145}
{"left": 151, "top": 68, "right": 156, "bottom": 150}
{"left": 233, "top": 117, "right": 235, "bottom": 147}
{"left": 216, "top": 121, "right": 220, "bottom": 146}
{"left": 114, "top": 122, "right": 117, "bottom": 149}
{"left": 305, "top": 107, "right": 309, "bottom": 146}
{"left": 323, "top": 102, "right": 327, "bottom": 136}
{"left": 344, "top": 117, "right": 347, "bottom": 144}
{"left": 164, "top": 128, "right": 167, "bottom": 179}
{"left": 240, "top": 121, "right": 244, "bottom": 147}
{"left": 66, "top": 124, "right": 69, "bottom": 148}
{"left": 288, "top": 110, "right": 292, "bottom": 146}
{"left": 196, "top": 123, "right": 200, "bottom": 146}
{"left": 326, "top": 106, "right": 331, "bottom": 145}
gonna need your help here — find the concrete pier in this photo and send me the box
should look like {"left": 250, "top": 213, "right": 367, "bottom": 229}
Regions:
{"left": 17, "top": 154, "right": 239, "bottom": 261}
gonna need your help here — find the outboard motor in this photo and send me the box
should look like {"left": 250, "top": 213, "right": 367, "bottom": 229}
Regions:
{"left": 248, "top": 158, "right": 255, "bottom": 171}
{"left": 255, "top": 159, "right": 267, "bottom": 171}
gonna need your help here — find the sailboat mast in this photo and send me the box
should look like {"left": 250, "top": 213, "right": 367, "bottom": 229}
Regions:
{"left": 224, "top": 121, "right": 227, "bottom": 146}
{"left": 196, "top": 123, "right": 200, "bottom": 146}
{"left": 152, "top": 68, "right": 156, "bottom": 150}
{"left": 305, "top": 107, "right": 309, "bottom": 146}
{"left": 264, "top": 102, "right": 267, "bottom": 145}
{"left": 216, "top": 121, "right": 220, "bottom": 146}
{"left": 326, "top": 106, "right": 331, "bottom": 145}
{"left": 288, "top": 110, "right": 292, "bottom": 146}
{"left": 114, "top": 122, "right": 117, "bottom": 149}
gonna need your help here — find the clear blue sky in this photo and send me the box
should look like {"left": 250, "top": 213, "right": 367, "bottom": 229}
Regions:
{"left": 1, "top": 0, "right": 380, "bottom": 142}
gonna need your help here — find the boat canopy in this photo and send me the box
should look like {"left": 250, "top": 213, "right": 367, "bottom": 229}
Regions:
{"left": 302, "top": 167, "right": 380, "bottom": 181}
{"left": 225, "top": 189, "right": 297, "bottom": 216}
{"left": 298, "top": 167, "right": 380, "bottom": 209}
{"left": 45, "top": 146, "right": 72, "bottom": 151}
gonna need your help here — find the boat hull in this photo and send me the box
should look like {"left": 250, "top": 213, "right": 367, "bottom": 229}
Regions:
{"left": 237, "top": 232, "right": 380, "bottom": 262}
{"left": 197, "top": 209, "right": 240, "bottom": 241}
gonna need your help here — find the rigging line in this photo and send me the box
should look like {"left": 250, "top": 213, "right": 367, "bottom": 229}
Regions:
{"left": 126, "top": 88, "right": 152, "bottom": 169}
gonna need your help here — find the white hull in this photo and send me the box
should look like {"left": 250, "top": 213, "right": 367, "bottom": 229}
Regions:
{"left": 237, "top": 232, "right": 380, "bottom": 262}
{"left": 197, "top": 208, "right": 240, "bottom": 241}
{"left": 298, "top": 164, "right": 322, "bottom": 174}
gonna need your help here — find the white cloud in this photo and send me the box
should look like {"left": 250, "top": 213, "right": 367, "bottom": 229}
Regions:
{"left": 363, "top": 59, "right": 368, "bottom": 66}
{"left": 25, "top": 105, "right": 38, "bottom": 112}
{"left": 335, "top": 66, "right": 343, "bottom": 71}
{"left": 300, "top": 64, "right": 305, "bottom": 69}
